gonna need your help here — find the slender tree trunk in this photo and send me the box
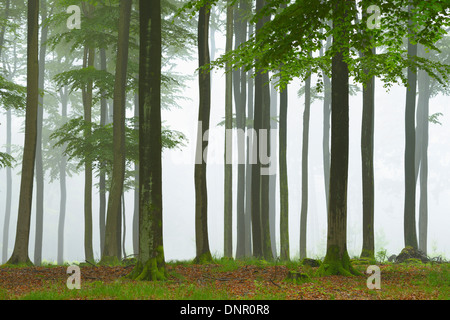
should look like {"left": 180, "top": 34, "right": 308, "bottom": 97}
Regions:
{"left": 316, "top": 1, "right": 359, "bottom": 276}
{"left": 2, "top": 108, "right": 12, "bottom": 264}
{"left": 102, "top": 0, "right": 132, "bottom": 264}
{"left": 223, "top": 0, "right": 233, "bottom": 258}
{"left": 194, "top": 4, "right": 213, "bottom": 263}
{"left": 244, "top": 22, "right": 254, "bottom": 258}
{"left": 57, "top": 87, "right": 68, "bottom": 265}
{"left": 404, "top": 5, "right": 418, "bottom": 250}
{"left": 417, "top": 46, "right": 430, "bottom": 254}
{"left": 99, "top": 47, "right": 108, "bottom": 257}
{"left": 34, "top": 0, "right": 48, "bottom": 266}
{"left": 322, "top": 44, "right": 331, "bottom": 214}
{"left": 1, "top": 0, "right": 11, "bottom": 264}
{"left": 127, "top": 0, "right": 165, "bottom": 281}
{"left": 235, "top": 0, "right": 248, "bottom": 260}
{"left": 359, "top": 12, "right": 376, "bottom": 258}
{"left": 133, "top": 92, "right": 139, "bottom": 256}
{"left": 7, "top": 0, "right": 39, "bottom": 266}
{"left": 279, "top": 77, "right": 289, "bottom": 261}
{"left": 300, "top": 72, "right": 311, "bottom": 260}
{"left": 0, "top": 0, "right": 10, "bottom": 61}
{"left": 269, "top": 80, "right": 277, "bottom": 259}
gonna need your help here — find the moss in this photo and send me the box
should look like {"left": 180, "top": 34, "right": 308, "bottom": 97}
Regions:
{"left": 360, "top": 249, "right": 375, "bottom": 260}
{"left": 98, "top": 256, "right": 120, "bottom": 266}
{"left": 301, "top": 258, "right": 321, "bottom": 268}
{"left": 193, "top": 251, "right": 213, "bottom": 264}
{"left": 284, "top": 271, "right": 311, "bottom": 284}
{"left": 404, "top": 258, "right": 422, "bottom": 264}
{"left": 126, "top": 246, "right": 167, "bottom": 281}
{"left": 315, "top": 246, "right": 363, "bottom": 277}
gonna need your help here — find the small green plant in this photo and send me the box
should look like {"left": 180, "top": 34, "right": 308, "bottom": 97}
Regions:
{"left": 376, "top": 249, "right": 388, "bottom": 263}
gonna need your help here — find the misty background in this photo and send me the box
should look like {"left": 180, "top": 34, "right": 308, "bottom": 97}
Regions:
{"left": 1, "top": 19, "right": 449, "bottom": 265}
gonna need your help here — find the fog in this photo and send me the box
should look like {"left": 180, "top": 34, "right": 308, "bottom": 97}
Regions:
{"left": 1, "top": 25, "right": 449, "bottom": 265}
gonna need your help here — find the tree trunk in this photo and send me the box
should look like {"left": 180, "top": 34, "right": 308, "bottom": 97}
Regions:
{"left": 1, "top": 0, "right": 12, "bottom": 263}
{"left": 194, "top": 4, "right": 213, "bottom": 263}
{"left": 316, "top": 1, "right": 360, "bottom": 276}
{"left": 403, "top": 5, "right": 418, "bottom": 250}
{"left": 269, "top": 80, "right": 277, "bottom": 259}
{"left": 234, "top": 0, "right": 248, "bottom": 260}
{"left": 99, "top": 47, "right": 108, "bottom": 257}
{"left": 34, "top": 0, "right": 48, "bottom": 266}
{"left": 322, "top": 34, "right": 331, "bottom": 214}
{"left": 102, "top": 0, "right": 132, "bottom": 264}
{"left": 223, "top": 0, "right": 233, "bottom": 259}
{"left": 133, "top": 92, "right": 139, "bottom": 256}
{"left": 7, "top": 0, "right": 39, "bottom": 266}
{"left": 359, "top": 13, "right": 376, "bottom": 259}
{"left": 279, "top": 77, "right": 289, "bottom": 261}
{"left": 300, "top": 72, "right": 311, "bottom": 260}
{"left": 127, "top": 0, "right": 165, "bottom": 280}
{"left": 2, "top": 107, "right": 12, "bottom": 264}
{"left": 417, "top": 46, "right": 430, "bottom": 255}
{"left": 0, "top": 0, "right": 9, "bottom": 58}
{"left": 244, "top": 22, "right": 254, "bottom": 258}
{"left": 57, "top": 87, "right": 68, "bottom": 265}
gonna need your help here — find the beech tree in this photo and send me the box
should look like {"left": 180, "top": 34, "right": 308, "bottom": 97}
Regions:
{"left": 6, "top": 0, "right": 39, "bottom": 266}
{"left": 211, "top": 0, "right": 450, "bottom": 275}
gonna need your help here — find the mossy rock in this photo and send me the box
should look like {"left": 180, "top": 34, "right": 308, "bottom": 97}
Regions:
{"left": 395, "top": 246, "right": 429, "bottom": 263}
{"left": 285, "top": 271, "right": 311, "bottom": 284}
{"left": 404, "top": 258, "right": 423, "bottom": 264}
{"left": 301, "top": 258, "right": 321, "bottom": 268}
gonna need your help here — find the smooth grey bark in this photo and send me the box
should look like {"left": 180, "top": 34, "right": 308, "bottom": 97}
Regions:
{"left": 1, "top": 1, "right": 12, "bottom": 262}
{"left": 416, "top": 45, "right": 430, "bottom": 254}
{"left": 34, "top": 0, "right": 48, "bottom": 266}
{"left": 403, "top": 5, "right": 418, "bottom": 250}
{"left": 244, "top": 22, "right": 254, "bottom": 258}
{"left": 234, "top": 0, "right": 248, "bottom": 259}
{"left": 224, "top": 0, "right": 233, "bottom": 258}
{"left": 103, "top": 0, "right": 132, "bottom": 262}
{"left": 300, "top": 72, "right": 311, "bottom": 260}
{"left": 194, "top": 3, "right": 213, "bottom": 263}
{"left": 57, "top": 87, "right": 68, "bottom": 265}
{"left": 269, "top": 81, "right": 277, "bottom": 259}
{"left": 127, "top": 0, "right": 165, "bottom": 281}
{"left": 133, "top": 92, "right": 139, "bottom": 255}
{"left": 7, "top": 0, "right": 39, "bottom": 265}
{"left": 99, "top": 47, "right": 108, "bottom": 256}
{"left": 279, "top": 79, "right": 289, "bottom": 261}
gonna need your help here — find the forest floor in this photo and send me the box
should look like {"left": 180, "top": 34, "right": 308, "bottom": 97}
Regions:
{"left": 0, "top": 259, "right": 448, "bottom": 300}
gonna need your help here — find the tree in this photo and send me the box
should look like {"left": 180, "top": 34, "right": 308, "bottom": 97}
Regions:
{"left": 194, "top": 1, "right": 214, "bottom": 263}
{"left": 403, "top": 3, "right": 419, "bottom": 250}
{"left": 81, "top": 2, "right": 96, "bottom": 263}
{"left": 34, "top": 0, "right": 50, "bottom": 266}
{"left": 279, "top": 68, "right": 289, "bottom": 261}
{"left": 102, "top": 0, "right": 133, "bottom": 264}
{"left": 357, "top": 2, "right": 376, "bottom": 260}
{"left": 299, "top": 65, "right": 311, "bottom": 260}
{"left": 223, "top": 0, "right": 233, "bottom": 259}
{"left": 127, "top": 0, "right": 165, "bottom": 280}
{"left": 211, "top": 0, "right": 450, "bottom": 274}
{"left": 6, "top": 0, "right": 39, "bottom": 266}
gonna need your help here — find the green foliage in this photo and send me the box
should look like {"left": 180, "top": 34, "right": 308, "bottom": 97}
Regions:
{"left": 0, "top": 151, "right": 14, "bottom": 168}
{"left": 429, "top": 112, "right": 443, "bottom": 125}
{"left": 0, "top": 74, "right": 26, "bottom": 110}
{"left": 50, "top": 116, "right": 186, "bottom": 190}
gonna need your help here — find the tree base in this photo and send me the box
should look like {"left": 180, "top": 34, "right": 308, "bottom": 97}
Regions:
{"left": 5, "top": 254, "right": 33, "bottom": 267}
{"left": 126, "top": 259, "right": 166, "bottom": 281}
{"left": 315, "top": 246, "right": 363, "bottom": 277}
{"left": 98, "top": 256, "right": 120, "bottom": 266}
{"left": 193, "top": 252, "right": 213, "bottom": 264}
